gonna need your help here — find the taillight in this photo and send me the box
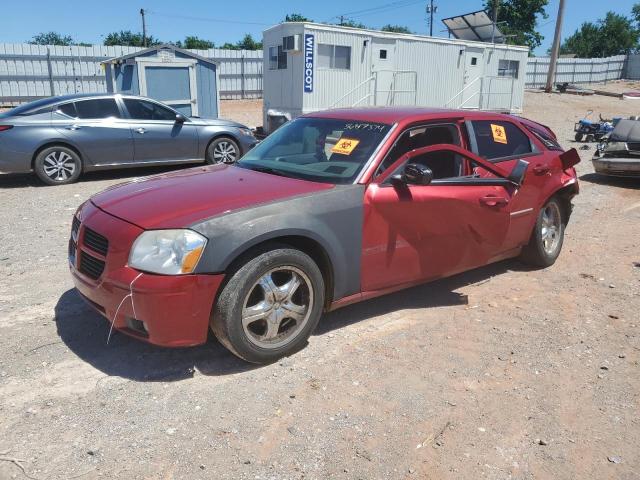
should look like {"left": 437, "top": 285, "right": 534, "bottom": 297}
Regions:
{"left": 0, "top": 125, "right": 13, "bottom": 132}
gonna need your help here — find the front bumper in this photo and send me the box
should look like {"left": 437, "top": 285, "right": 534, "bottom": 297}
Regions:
{"left": 592, "top": 156, "right": 640, "bottom": 177}
{"left": 69, "top": 201, "right": 224, "bottom": 347}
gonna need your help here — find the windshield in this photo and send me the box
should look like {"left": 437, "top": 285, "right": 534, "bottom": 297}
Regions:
{"left": 237, "top": 117, "right": 391, "bottom": 184}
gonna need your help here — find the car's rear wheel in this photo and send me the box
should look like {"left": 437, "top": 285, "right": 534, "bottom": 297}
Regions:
{"left": 211, "top": 246, "right": 325, "bottom": 364}
{"left": 519, "top": 197, "right": 565, "bottom": 267}
{"left": 206, "top": 137, "right": 240, "bottom": 164}
{"left": 34, "top": 146, "right": 82, "bottom": 185}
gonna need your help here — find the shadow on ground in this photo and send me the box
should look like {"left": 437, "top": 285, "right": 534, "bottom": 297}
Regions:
{"left": 55, "top": 260, "right": 522, "bottom": 382}
{"left": 579, "top": 172, "right": 640, "bottom": 190}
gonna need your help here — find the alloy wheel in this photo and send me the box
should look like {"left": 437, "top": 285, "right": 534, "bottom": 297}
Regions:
{"left": 43, "top": 150, "right": 76, "bottom": 181}
{"left": 213, "top": 141, "right": 238, "bottom": 163}
{"left": 242, "top": 266, "right": 313, "bottom": 349}
{"left": 541, "top": 202, "right": 562, "bottom": 255}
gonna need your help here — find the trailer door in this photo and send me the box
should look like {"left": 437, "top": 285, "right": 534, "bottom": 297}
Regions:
{"left": 461, "top": 47, "right": 484, "bottom": 109}
{"left": 371, "top": 38, "right": 397, "bottom": 106}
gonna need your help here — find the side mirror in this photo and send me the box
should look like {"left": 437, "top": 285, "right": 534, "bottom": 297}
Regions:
{"left": 175, "top": 113, "right": 186, "bottom": 123}
{"left": 391, "top": 163, "right": 433, "bottom": 187}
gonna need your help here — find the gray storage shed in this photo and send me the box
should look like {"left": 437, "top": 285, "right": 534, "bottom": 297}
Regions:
{"left": 102, "top": 45, "right": 220, "bottom": 118}
{"left": 263, "top": 23, "right": 529, "bottom": 131}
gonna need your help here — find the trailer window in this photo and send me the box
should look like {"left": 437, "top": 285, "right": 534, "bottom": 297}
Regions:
{"left": 498, "top": 60, "right": 519, "bottom": 79}
{"left": 318, "top": 44, "right": 351, "bottom": 70}
{"left": 269, "top": 46, "right": 287, "bottom": 70}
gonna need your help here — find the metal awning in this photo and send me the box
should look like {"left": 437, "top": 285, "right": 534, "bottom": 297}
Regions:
{"left": 442, "top": 10, "right": 505, "bottom": 43}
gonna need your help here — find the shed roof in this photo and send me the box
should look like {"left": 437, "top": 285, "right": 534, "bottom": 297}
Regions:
{"left": 101, "top": 44, "right": 219, "bottom": 66}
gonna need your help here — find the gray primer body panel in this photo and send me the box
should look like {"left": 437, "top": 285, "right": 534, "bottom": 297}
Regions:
{"left": 190, "top": 184, "right": 365, "bottom": 301}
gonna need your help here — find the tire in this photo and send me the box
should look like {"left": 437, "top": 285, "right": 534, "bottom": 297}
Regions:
{"left": 211, "top": 246, "right": 325, "bottom": 364}
{"left": 206, "top": 137, "right": 240, "bottom": 164}
{"left": 34, "top": 146, "right": 82, "bottom": 185}
{"left": 574, "top": 132, "right": 583, "bottom": 142}
{"left": 519, "top": 197, "right": 566, "bottom": 268}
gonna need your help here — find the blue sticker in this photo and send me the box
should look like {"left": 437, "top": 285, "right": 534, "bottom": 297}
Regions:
{"left": 304, "top": 34, "right": 314, "bottom": 93}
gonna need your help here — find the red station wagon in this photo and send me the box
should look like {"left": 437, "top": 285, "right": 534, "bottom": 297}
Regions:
{"left": 69, "top": 108, "right": 580, "bottom": 363}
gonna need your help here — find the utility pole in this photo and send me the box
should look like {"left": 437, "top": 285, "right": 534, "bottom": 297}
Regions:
{"left": 140, "top": 8, "right": 147, "bottom": 47}
{"left": 491, "top": 0, "right": 499, "bottom": 44}
{"left": 545, "top": 0, "right": 565, "bottom": 93}
{"left": 426, "top": 0, "right": 437, "bottom": 36}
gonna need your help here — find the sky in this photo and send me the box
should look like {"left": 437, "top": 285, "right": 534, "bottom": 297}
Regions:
{"left": 0, "top": 0, "right": 636, "bottom": 55}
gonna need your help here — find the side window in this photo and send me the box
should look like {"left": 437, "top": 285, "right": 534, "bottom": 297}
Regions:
{"left": 124, "top": 99, "right": 176, "bottom": 121}
{"left": 318, "top": 44, "right": 351, "bottom": 70}
{"left": 471, "top": 120, "right": 532, "bottom": 160}
{"left": 57, "top": 103, "right": 77, "bottom": 118}
{"left": 378, "top": 124, "right": 461, "bottom": 176}
{"left": 74, "top": 99, "right": 121, "bottom": 119}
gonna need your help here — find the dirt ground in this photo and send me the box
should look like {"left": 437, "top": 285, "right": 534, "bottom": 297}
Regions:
{"left": 0, "top": 87, "right": 639, "bottom": 480}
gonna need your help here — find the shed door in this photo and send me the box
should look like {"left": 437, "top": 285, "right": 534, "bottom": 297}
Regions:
{"left": 461, "top": 48, "right": 484, "bottom": 109}
{"left": 139, "top": 62, "right": 198, "bottom": 116}
{"left": 371, "top": 38, "right": 397, "bottom": 106}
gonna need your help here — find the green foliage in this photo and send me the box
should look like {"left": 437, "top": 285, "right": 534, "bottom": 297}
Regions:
{"left": 338, "top": 18, "right": 368, "bottom": 29}
{"left": 182, "top": 36, "right": 215, "bottom": 49}
{"left": 285, "top": 13, "right": 312, "bottom": 22}
{"left": 103, "top": 30, "right": 162, "bottom": 47}
{"left": 483, "top": 0, "right": 549, "bottom": 51}
{"left": 220, "top": 34, "right": 263, "bottom": 51}
{"left": 560, "top": 11, "right": 640, "bottom": 57}
{"left": 29, "top": 32, "right": 74, "bottom": 46}
{"left": 381, "top": 24, "right": 413, "bottom": 34}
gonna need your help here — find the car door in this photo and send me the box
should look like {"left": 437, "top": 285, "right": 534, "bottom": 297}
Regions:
{"left": 362, "top": 143, "right": 517, "bottom": 293}
{"left": 52, "top": 98, "right": 134, "bottom": 166}
{"left": 121, "top": 98, "right": 199, "bottom": 163}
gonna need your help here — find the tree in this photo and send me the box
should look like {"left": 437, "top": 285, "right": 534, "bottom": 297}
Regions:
{"left": 284, "top": 13, "right": 312, "bottom": 22}
{"left": 221, "top": 34, "right": 262, "bottom": 50}
{"left": 337, "top": 18, "right": 368, "bottom": 29}
{"left": 381, "top": 24, "right": 413, "bottom": 34}
{"left": 560, "top": 11, "right": 639, "bottom": 57}
{"left": 182, "top": 36, "right": 214, "bottom": 49}
{"left": 103, "top": 30, "right": 162, "bottom": 47}
{"left": 29, "top": 32, "right": 74, "bottom": 46}
{"left": 484, "top": 0, "right": 549, "bottom": 51}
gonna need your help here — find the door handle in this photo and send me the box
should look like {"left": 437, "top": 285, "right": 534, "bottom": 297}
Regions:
{"left": 65, "top": 124, "right": 81, "bottom": 131}
{"left": 135, "top": 128, "right": 146, "bottom": 134}
{"left": 480, "top": 195, "right": 509, "bottom": 207}
{"left": 533, "top": 165, "right": 551, "bottom": 175}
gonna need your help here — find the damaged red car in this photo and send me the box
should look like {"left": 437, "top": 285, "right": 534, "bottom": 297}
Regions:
{"left": 69, "top": 108, "right": 580, "bottom": 363}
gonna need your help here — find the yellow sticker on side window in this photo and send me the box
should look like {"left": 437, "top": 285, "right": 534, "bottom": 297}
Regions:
{"left": 331, "top": 138, "right": 360, "bottom": 155}
{"left": 490, "top": 124, "right": 508, "bottom": 144}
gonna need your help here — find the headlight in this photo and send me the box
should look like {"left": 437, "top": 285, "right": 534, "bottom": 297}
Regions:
{"left": 129, "top": 229, "right": 207, "bottom": 275}
{"left": 238, "top": 127, "right": 254, "bottom": 137}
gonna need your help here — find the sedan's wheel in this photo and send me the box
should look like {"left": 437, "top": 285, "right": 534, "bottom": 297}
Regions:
{"left": 206, "top": 137, "right": 240, "bottom": 164}
{"left": 34, "top": 146, "right": 82, "bottom": 185}
{"left": 211, "top": 246, "right": 325, "bottom": 364}
{"left": 520, "top": 197, "right": 565, "bottom": 267}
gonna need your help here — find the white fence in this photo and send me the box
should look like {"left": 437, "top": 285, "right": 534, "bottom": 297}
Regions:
{"left": 525, "top": 55, "right": 627, "bottom": 88}
{"left": 0, "top": 43, "right": 262, "bottom": 106}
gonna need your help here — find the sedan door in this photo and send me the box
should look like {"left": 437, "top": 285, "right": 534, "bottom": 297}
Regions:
{"left": 121, "top": 98, "right": 199, "bottom": 163}
{"left": 362, "top": 145, "right": 517, "bottom": 292}
{"left": 52, "top": 98, "right": 134, "bottom": 166}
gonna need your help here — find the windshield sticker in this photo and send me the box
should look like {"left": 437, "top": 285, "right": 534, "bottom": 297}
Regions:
{"left": 491, "top": 124, "right": 508, "bottom": 144}
{"left": 344, "top": 123, "right": 387, "bottom": 133}
{"left": 331, "top": 138, "right": 360, "bottom": 155}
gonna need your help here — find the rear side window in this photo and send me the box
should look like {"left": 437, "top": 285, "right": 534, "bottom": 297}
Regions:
{"left": 471, "top": 120, "right": 533, "bottom": 160}
{"left": 57, "top": 103, "right": 77, "bottom": 118}
{"left": 74, "top": 99, "right": 121, "bottom": 119}
{"left": 525, "top": 126, "right": 563, "bottom": 151}
{"left": 124, "top": 99, "right": 176, "bottom": 121}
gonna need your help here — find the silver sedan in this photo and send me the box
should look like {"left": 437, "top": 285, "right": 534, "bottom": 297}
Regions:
{"left": 0, "top": 93, "right": 257, "bottom": 185}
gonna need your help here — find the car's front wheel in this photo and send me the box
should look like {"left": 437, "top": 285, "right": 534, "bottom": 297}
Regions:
{"left": 34, "top": 146, "right": 82, "bottom": 185}
{"left": 519, "top": 197, "right": 566, "bottom": 267}
{"left": 206, "top": 137, "right": 240, "bottom": 164}
{"left": 211, "top": 246, "right": 325, "bottom": 364}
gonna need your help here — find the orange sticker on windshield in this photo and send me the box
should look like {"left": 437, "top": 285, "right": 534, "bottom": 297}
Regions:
{"left": 491, "top": 124, "right": 508, "bottom": 144}
{"left": 331, "top": 138, "right": 360, "bottom": 155}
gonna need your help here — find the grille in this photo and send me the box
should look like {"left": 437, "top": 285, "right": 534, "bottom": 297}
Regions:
{"left": 71, "top": 216, "right": 80, "bottom": 242}
{"left": 83, "top": 227, "right": 109, "bottom": 256}
{"left": 626, "top": 143, "right": 640, "bottom": 152}
{"left": 79, "top": 251, "right": 106, "bottom": 280}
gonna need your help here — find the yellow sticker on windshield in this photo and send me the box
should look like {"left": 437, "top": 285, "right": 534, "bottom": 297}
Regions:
{"left": 491, "top": 124, "right": 508, "bottom": 144}
{"left": 331, "top": 138, "right": 360, "bottom": 155}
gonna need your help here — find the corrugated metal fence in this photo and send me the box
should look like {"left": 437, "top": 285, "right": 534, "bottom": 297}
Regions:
{"left": 0, "top": 43, "right": 262, "bottom": 106}
{"left": 525, "top": 55, "right": 627, "bottom": 88}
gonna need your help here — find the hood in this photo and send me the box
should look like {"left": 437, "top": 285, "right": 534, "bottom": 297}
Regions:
{"left": 189, "top": 117, "right": 248, "bottom": 128}
{"left": 90, "top": 164, "right": 333, "bottom": 230}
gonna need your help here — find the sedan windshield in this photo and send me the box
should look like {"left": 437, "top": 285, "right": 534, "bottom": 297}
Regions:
{"left": 237, "top": 117, "right": 391, "bottom": 184}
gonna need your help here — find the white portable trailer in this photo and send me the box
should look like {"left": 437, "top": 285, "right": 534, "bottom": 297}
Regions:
{"left": 262, "top": 22, "right": 529, "bottom": 131}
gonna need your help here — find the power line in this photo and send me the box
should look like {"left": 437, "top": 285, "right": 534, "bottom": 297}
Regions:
{"left": 325, "top": 0, "right": 424, "bottom": 22}
{"left": 146, "top": 11, "right": 271, "bottom": 27}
